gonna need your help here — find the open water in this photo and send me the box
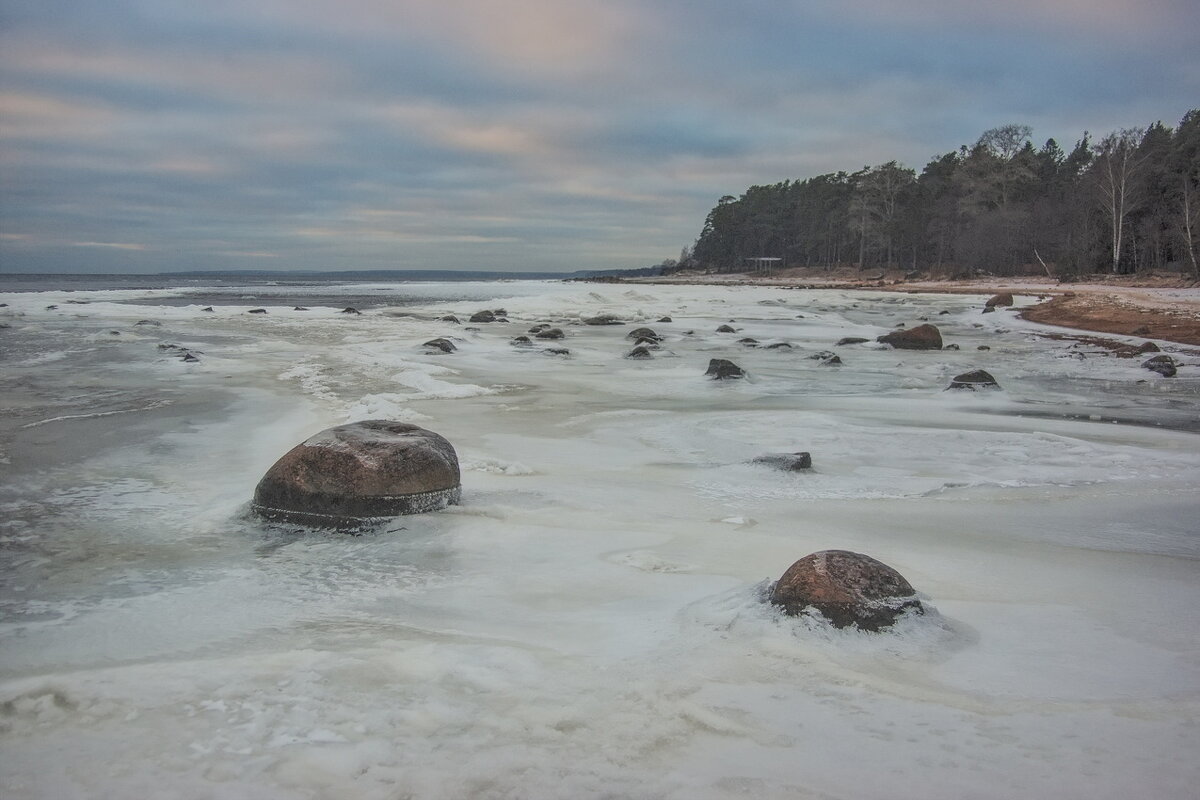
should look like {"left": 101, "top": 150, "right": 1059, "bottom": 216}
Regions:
{"left": 1, "top": 276, "right": 1198, "bottom": 799}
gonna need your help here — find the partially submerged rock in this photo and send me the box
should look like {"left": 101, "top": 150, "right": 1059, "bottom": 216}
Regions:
{"left": 657, "top": 316, "right": 673, "bottom": 323}
{"left": 340, "top": 307, "right": 361, "bottom": 315}
{"left": 836, "top": 337, "right": 868, "bottom": 346}
{"left": 252, "top": 421, "right": 461, "bottom": 528}
{"left": 584, "top": 314, "right": 623, "bottom": 325}
{"left": 947, "top": 369, "right": 999, "bottom": 390}
{"left": 716, "top": 324, "right": 738, "bottom": 333}
{"left": 877, "top": 324, "right": 942, "bottom": 350}
{"left": 439, "top": 315, "right": 460, "bottom": 324}
{"left": 534, "top": 327, "right": 565, "bottom": 340}
{"left": 423, "top": 338, "right": 456, "bottom": 354}
{"left": 705, "top": 358, "right": 745, "bottom": 379}
{"left": 626, "top": 327, "right": 660, "bottom": 341}
{"left": 247, "top": 308, "right": 268, "bottom": 315}
{"left": 469, "top": 310, "right": 496, "bottom": 323}
{"left": 627, "top": 346, "right": 653, "bottom": 359}
{"left": 1142, "top": 355, "right": 1177, "bottom": 377}
{"left": 770, "top": 550, "right": 922, "bottom": 631}
{"left": 752, "top": 452, "right": 812, "bottom": 471}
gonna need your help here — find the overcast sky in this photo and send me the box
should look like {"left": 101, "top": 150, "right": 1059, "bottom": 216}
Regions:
{"left": 2, "top": 1, "right": 1197, "bottom": 274}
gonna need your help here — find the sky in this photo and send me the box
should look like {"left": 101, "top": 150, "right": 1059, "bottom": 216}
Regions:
{"left": 1, "top": 1, "right": 1198, "bottom": 274}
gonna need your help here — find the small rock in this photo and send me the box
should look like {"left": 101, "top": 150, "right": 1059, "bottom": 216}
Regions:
{"left": 439, "top": 315, "right": 460, "bottom": 323}
{"left": 716, "top": 324, "right": 737, "bottom": 333}
{"left": 248, "top": 309, "right": 268, "bottom": 314}
{"left": 808, "top": 351, "right": 836, "bottom": 361}
{"left": 627, "top": 346, "right": 653, "bottom": 359}
{"left": 943, "top": 343, "right": 960, "bottom": 351}
{"left": 543, "top": 347, "right": 570, "bottom": 356}
{"left": 738, "top": 337, "right": 759, "bottom": 347}
{"left": 534, "top": 328, "right": 565, "bottom": 340}
{"left": 1142, "top": 355, "right": 1177, "bottom": 377}
{"left": 633, "top": 337, "right": 660, "bottom": 348}
{"left": 135, "top": 319, "right": 162, "bottom": 326}
{"left": 765, "top": 342, "right": 793, "bottom": 350}
{"left": 947, "top": 369, "right": 999, "bottom": 390}
{"left": 181, "top": 353, "right": 200, "bottom": 363}
{"left": 752, "top": 452, "right": 812, "bottom": 471}
{"left": 977, "top": 345, "right": 990, "bottom": 351}
{"left": 340, "top": 307, "right": 361, "bottom": 315}
{"left": 202, "top": 306, "right": 215, "bottom": 312}
{"left": 45, "top": 305, "right": 58, "bottom": 310}
{"left": 705, "top": 358, "right": 745, "bottom": 379}
{"left": 770, "top": 550, "right": 922, "bottom": 631}
{"left": 877, "top": 324, "right": 942, "bottom": 350}
{"left": 1133, "top": 341, "right": 1160, "bottom": 354}
{"left": 627, "top": 327, "right": 660, "bottom": 341}
{"left": 657, "top": 316, "right": 673, "bottom": 323}
{"left": 293, "top": 306, "right": 309, "bottom": 311}
{"left": 469, "top": 310, "right": 496, "bottom": 323}
{"left": 819, "top": 355, "right": 842, "bottom": 366}
{"left": 529, "top": 324, "right": 550, "bottom": 333}
{"left": 938, "top": 310, "right": 950, "bottom": 315}
{"left": 982, "top": 306, "right": 996, "bottom": 314}
{"left": 423, "top": 338, "right": 456, "bottom": 354}
{"left": 493, "top": 309, "right": 508, "bottom": 317}
{"left": 510, "top": 336, "right": 533, "bottom": 346}
{"left": 836, "top": 337, "right": 868, "bottom": 346}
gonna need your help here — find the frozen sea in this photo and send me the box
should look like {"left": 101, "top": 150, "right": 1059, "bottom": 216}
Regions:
{"left": 1, "top": 276, "right": 1198, "bottom": 799}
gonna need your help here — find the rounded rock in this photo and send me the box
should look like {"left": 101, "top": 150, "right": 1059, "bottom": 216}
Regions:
{"left": 252, "top": 421, "right": 461, "bottom": 527}
{"left": 877, "top": 324, "right": 942, "bottom": 350}
{"left": 770, "top": 550, "right": 922, "bottom": 631}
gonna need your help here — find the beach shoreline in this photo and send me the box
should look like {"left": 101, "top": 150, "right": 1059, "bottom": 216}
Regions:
{"left": 610, "top": 269, "right": 1200, "bottom": 346}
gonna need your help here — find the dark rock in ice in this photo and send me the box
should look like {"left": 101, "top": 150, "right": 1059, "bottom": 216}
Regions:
{"left": 836, "top": 337, "right": 869, "bottom": 346}
{"left": 1142, "top": 355, "right": 1177, "bottom": 377}
{"left": 135, "top": 319, "right": 162, "bottom": 326}
{"left": 894, "top": 322, "right": 906, "bottom": 328}
{"left": 977, "top": 345, "right": 990, "bottom": 351}
{"left": 627, "top": 346, "right": 653, "bottom": 359}
{"left": 738, "top": 337, "right": 759, "bottom": 347}
{"left": 534, "top": 327, "right": 565, "bottom": 340}
{"left": 716, "top": 324, "right": 738, "bottom": 333}
{"left": 1133, "top": 341, "right": 1160, "bottom": 354}
{"left": 293, "top": 306, "right": 309, "bottom": 311}
{"left": 626, "top": 327, "right": 660, "bottom": 341}
{"left": 247, "top": 309, "right": 268, "bottom": 314}
{"left": 1131, "top": 325, "right": 1151, "bottom": 336}
{"left": 765, "top": 342, "right": 793, "bottom": 350}
{"left": 877, "top": 324, "right": 942, "bottom": 350}
{"left": 109, "top": 330, "right": 120, "bottom": 335}
{"left": 943, "top": 343, "right": 960, "bottom": 351}
{"left": 423, "top": 338, "right": 456, "bottom": 354}
{"left": 819, "top": 355, "right": 842, "bottom": 366}
{"left": 770, "top": 550, "right": 923, "bottom": 631}
{"left": 181, "top": 353, "right": 200, "bottom": 363}
{"left": 658, "top": 316, "right": 672, "bottom": 323}
{"left": 938, "top": 310, "right": 950, "bottom": 315}
{"left": 493, "top": 309, "right": 508, "bottom": 317}
{"left": 341, "top": 307, "right": 361, "bottom": 315}
{"left": 439, "top": 315, "right": 460, "bottom": 323}
{"left": 45, "top": 305, "right": 58, "bottom": 310}
{"left": 752, "top": 452, "right": 812, "bottom": 471}
{"left": 808, "top": 350, "right": 836, "bottom": 361}
{"left": 202, "top": 306, "right": 215, "bottom": 312}
{"left": 529, "top": 324, "right": 550, "bottom": 333}
{"left": 982, "top": 306, "right": 996, "bottom": 314}
{"left": 947, "top": 369, "right": 999, "bottom": 390}
{"left": 252, "top": 420, "right": 461, "bottom": 528}
{"left": 706, "top": 358, "right": 745, "bottom": 379}
{"left": 469, "top": 310, "right": 496, "bottom": 323}
{"left": 510, "top": 335, "right": 533, "bottom": 346}
{"left": 584, "top": 314, "right": 623, "bottom": 325}
{"left": 542, "top": 347, "right": 570, "bottom": 356}
{"left": 985, "top": 292, "right": 1014, "bottom": 308}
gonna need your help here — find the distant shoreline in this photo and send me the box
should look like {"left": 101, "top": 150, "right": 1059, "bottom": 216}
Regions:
{"left": 612, "top": 268, "right": 1200, "bottom": 347}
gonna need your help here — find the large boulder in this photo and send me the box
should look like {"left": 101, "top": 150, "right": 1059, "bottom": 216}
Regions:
{"left": 947, "top": 369, "right": 999, "bottom": 390}
{"left": 705, "top": 358, "right": 745, "bottom": 379}
{"left": 877, "top": 324, "right": 942, "bottom": 350}
{"left": 252, "top": 421, "right": 461, "bottom": 527}
{"left": 770, "top": 550, "right": 922, "bottom": 631}
{"left": 985, "top": 292, "right": 1014, "bottom": 308}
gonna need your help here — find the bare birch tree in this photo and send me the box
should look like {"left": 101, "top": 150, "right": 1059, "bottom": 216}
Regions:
{"left": 1093, "top": 128, "right": 1147, "bottom": 273}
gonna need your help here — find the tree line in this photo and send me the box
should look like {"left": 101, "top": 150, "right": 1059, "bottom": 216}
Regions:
{"left": 686, "top": 111, "right": 1199, "bottom": 277}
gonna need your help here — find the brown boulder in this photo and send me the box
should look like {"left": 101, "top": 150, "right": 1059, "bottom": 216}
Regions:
{"left": 877, "top": 324, "right": 942, "bottom": 350}
{"left": 252, "top": 421, "right": 461, "bottom": 527}
{"left": 770, "top": 550, "right": 922, "bottom": 631}
{"left": 985, "top": 292, "right": 1014, "bottom": 308}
